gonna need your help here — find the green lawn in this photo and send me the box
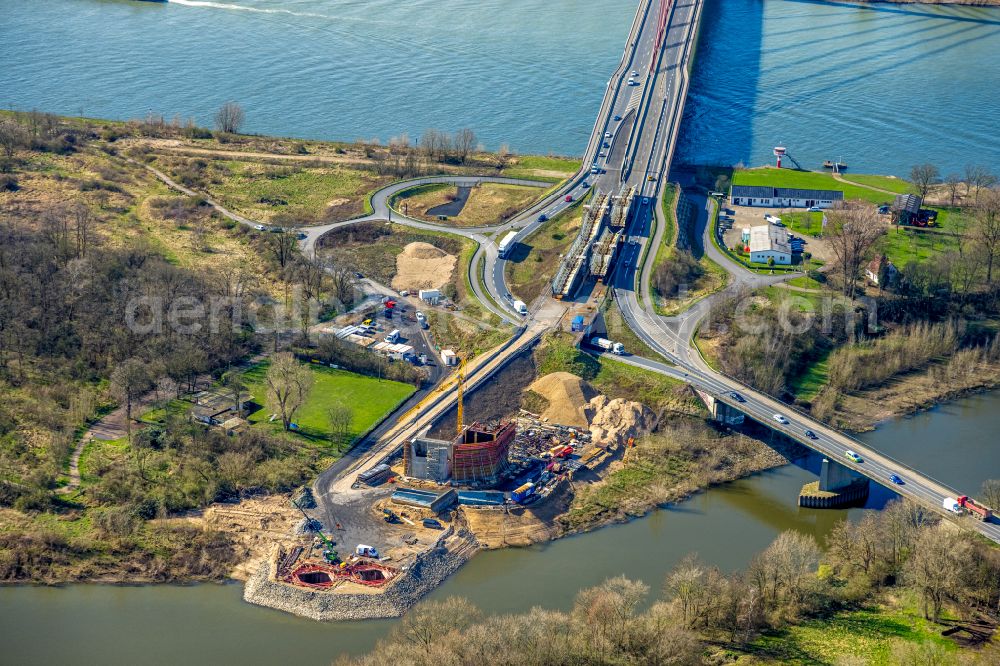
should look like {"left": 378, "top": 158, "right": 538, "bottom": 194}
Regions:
{"left": 790, "top": 350, "right": 831, "bottom": 401}
{"left": 243, "top": 361, "right": 415, "bottom": 443}
{"left": 840, "top": 173, "right": 912, "bottom": 193}
{"left": 879, "top": 226, "right": 962, "bottom": 266}
{"left": 733, "top": 168, "right": 893, "bottom": 205}
{"left": 749, "top": 602, "right": 957, "bottom": 665}
{"left": 782, "top": 211, "right": 824, "bottom": 237}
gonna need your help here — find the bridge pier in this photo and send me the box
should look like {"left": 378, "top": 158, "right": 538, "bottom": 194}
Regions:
{"left": 799, "top": 458, "right": 869, "bottom": 509}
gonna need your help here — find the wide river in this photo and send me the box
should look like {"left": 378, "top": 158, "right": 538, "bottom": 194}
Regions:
{"left": 3, "top": 0, "right": 1000, "bottom": 663}
{"left": 3, "top": 0, "right": 999, "bottom": 174}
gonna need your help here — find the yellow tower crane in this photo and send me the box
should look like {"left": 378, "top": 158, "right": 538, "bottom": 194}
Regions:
{"left": 455, "top": 356, "right": 467, "bottom": 438}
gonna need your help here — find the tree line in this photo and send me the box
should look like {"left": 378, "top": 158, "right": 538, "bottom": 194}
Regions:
{"left": 341, "top": 500, "right": 1000, "bottom": 665}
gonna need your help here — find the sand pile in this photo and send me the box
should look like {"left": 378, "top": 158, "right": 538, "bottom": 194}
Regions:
{"left": 392, "top": 242, "right": 457, "bottom": 291}
{"left": 587, "top": 395, "right": 657, "bottom": 447}
{"left": 527, "top": 372, "right": 597, "bottom": 428}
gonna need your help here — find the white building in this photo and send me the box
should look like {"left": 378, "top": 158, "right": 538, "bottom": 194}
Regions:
{"left": 731, "top": 185, "right": 844, "bottom": 209}
{"left": 748, "top": 225, "right": 792, "bottom": 265}
{"left": 418, "top": 288, "right": 442, "bottom": 304}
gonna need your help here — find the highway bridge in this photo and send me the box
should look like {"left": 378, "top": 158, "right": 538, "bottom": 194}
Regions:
{"left": 219, "top": 0, "right": 1000, "bottom": 542}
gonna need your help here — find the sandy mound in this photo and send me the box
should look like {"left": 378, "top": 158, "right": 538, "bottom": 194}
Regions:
{"left": 527, "top": 372, "right": 597, "bottom": 428}
{"left": 588, "top": 395, "right": 658, "bottom": 447}
{"left": 392, "top": 242, "right": 457, "bottom": 291}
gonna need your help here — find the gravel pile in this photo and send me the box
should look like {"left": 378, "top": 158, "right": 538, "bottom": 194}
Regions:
{"left": 244, "top": 535, "right": 476, "bottom": 621}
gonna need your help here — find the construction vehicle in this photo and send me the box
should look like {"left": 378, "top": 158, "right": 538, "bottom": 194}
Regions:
{"left": 383, "top": 508, "right": 399, "bottom": 523}
{"left": 292, "top": 499, "right": 339, "bottom": 565}
{"left": 591, "top": 336, "right": 625, "bottom": 355}
{"left": 957, "top": 496, "right": 993, "bottom": 521}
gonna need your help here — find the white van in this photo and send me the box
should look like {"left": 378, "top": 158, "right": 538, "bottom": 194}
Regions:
{"left": 384, "top": 329, "right": 400, "bottom": 344}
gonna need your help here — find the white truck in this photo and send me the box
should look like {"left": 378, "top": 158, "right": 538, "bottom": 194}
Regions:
{"left": 497, "top": 231, "right": 519, "bottom": 259}
{"left": 384, "top": 329, "right": 400, "bottom": 344}
{"left": 942, "top": 497, "right": 963, "bottom": 514}
{"left": 355, "top": 544, "right": 380, "bottom": 558}
{"left": 591, "top": 337, "right": 625, "bottom": 355}
{"left": 513, "top": 300, "right": 528, "bottom": 316}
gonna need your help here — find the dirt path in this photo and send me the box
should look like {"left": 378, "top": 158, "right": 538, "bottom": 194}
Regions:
{"left": 831, "top": 172, "right": 898, "bottom": 195}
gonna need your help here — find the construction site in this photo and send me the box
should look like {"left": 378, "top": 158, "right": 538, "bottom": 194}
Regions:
{"left": 243, "top": 330, "right": 660, "bottom": 620}
{"left": 551, "top": 184, "right": 637, "bottom": 299}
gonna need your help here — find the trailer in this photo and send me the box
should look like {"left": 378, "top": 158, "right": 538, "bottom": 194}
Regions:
{"left": 498, "top": 231, "right": 519, "bottom": 259}
{"left": 511, "top": 482, "right": 535, "bottom": 504}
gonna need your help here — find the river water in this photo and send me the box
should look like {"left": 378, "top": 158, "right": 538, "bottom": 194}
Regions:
{"left": 3, "top": 0, "right": 1000, "bottom": 663}
{"left": 3, "top": 391, "right": 999, "bottom": 665}
{"left": 3, "top": 1, "right": 999, "bottom": 173}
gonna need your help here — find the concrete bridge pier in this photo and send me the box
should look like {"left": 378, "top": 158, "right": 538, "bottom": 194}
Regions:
{"left": 799, "top": 458, "right": 870, "bottom": 509}
{"left": 694, "top": 389, "right": 745, "bottom": 426}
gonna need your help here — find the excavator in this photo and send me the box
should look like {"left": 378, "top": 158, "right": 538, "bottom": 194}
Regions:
{"left": 292, "top": 498, "right": 340, "bottom": 565}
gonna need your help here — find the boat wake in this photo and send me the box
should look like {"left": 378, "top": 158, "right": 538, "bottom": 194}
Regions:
{"left": 167, "top": 0, "right": 333, "bottom": 21}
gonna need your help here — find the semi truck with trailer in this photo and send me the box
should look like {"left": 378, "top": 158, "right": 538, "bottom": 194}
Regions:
{"left": 498, "top": 231, "right": 518, "bottom": 259}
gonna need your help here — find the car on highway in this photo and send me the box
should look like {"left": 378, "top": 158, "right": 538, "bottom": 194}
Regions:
{"left": 628, "top": 79, "right": 638, "bottom": 86}
{"left": 804, "top": 430, "right": 818, "bottom": 440}
{"left": 604, "top": 131, "right": 612, "bottom": 139}
{"left": 582, "top": 181, "right": 590, "bottom": 188}
{"left": 773, "top": 414, "right": 789, "bottom": 425}
{"left": 599, "top": 152, "right": 606, "bottom": 157}
{"left": 729, "top": 391, "right": 745, "bottom": 403}
{"left": 889, "top": 474, "right": 904, "bottom": 485}
{"left": 642, "top": 197, "right": 650, "bottom": 204}
{"left": 614, "top": 114, "right": 622, "bottom": 121}
{"left": 647, "top": 175, "right": 656, "bottom": 182}
{"left": 538, "top": 213, "right": 548, "bottom": 222}
{"left": 845, "top": 450, "right": 863, "bottom": 463}
{"left": 631, "top": 70, "right": 638, "bottom": 77}
{"left": 603, "top": 142, "right": 610, "bottom": 148}
{"left": 565, "top": 195, "right": 573, "bottom": 202}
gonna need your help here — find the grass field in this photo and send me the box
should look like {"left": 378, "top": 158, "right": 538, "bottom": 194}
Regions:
{"left": 840, "top": 173, "right": 912, "bottom": 193}
{"left": 790, "top": 350, "right": 831, "bottom": 401}
{"left": 505, "top": 195, "right": 587, "bottom": 303}
{"left": 785, "top": 275, "right": 826, "bottom": 290}
{"left": 243, "top": 361, "right": 415, "bottom": 443}
{"left": 878, "top": 226, "right": 962, "bottom": 266}
{"left": 733, "top": 168, "right": 895, "bottom": 205}
{"left": 502, "top": 155, "right": 580, "bottom": 182}
{"left": 396, "top": 182, "right": 542, "bottom": 227}
{"left": 749, "top": 600, "right": 957, "bottom": 665}
{"left": 193, "top": 160, "right": 386, "bottom": 224}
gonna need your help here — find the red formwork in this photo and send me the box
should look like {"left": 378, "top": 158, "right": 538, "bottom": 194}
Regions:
{"left": 451, "top": 422, "right": 516, "bottom": 487}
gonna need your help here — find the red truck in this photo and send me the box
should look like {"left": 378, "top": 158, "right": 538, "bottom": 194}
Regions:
{"left": 957, "top": 495, "right": 993, "bottom": 521}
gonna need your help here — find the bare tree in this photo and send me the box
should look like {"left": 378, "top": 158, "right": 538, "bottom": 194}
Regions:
{"left": 214, "top": 102, "right": 245, "bottom": 134}
{"left": 264, "top": 352, "right": 313, "bottom": 430}
{"left": 965, "top": 164, "right": 997, "bottom": 204}
{"left": 981, "top": 479, "right": 1000, "bottom": 510}
{"left": 327, "top": 401, "right": 353, "bottom": 450}
{"left": 903, "top": 526, "right": 973, "bottom": 623}
{"left": 221, "top": 368, "right": 245, "bottom": 416}
{"left": 454, "top": 128, "right": 477, "bottom": 163}
{"left": 943, "top": 174, "right": 962, "bottom": 207}
{"left": 71, "top": 202, "right": 92, "bottom": 259}
{"left": 264, "top": 228, "right": 298, "bottom": 269}
{"left": 110, "top": 358, "right": 153, "bottom": 443}
{"left": 972, "top": 188, "right": 1000, "bottom": 284}
{"left": 0, "top": 118, "right": 27, "bottom": 160}
{"left": 910, "top": 163, "right": 940, "bottom": 200}
{"left": 823, "top": 201, "right": 885, "bottom": 299}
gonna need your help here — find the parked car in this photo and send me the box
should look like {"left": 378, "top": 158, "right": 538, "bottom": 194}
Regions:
{"left": 804, "top": 429, "right": 817, "bottom": 440}
{"left": 773, "top": 414, "right": 789, "bottom": 425}
{"left": 845, "top": 450, "right": 863, "bottom": 463}
{"left": 422, "top": 518, "right": 443, "bottom": 529}
{"left": 729, "top": 391, "right": 745, "bottom": 403}
{"left": 889, "top": 474, "right": 904, "bottom": 485}
{"left": 807, "top": 206, "right": 822, "bottom": 212}
{"left": 253, "top": 224, "right": 266, "bottom": 231}
{"left": 354, "top": 272, "right": 365, "bottom": 279}
{"left": 296, "top": 232, "right": 307, "bottom": 240}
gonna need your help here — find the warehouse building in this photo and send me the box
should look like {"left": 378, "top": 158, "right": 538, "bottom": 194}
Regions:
{"left": 731, "top": 185, "right": 844, "bottom": 209}
{"left": 748, "top": 224, "right": 792, "bottom": 265}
